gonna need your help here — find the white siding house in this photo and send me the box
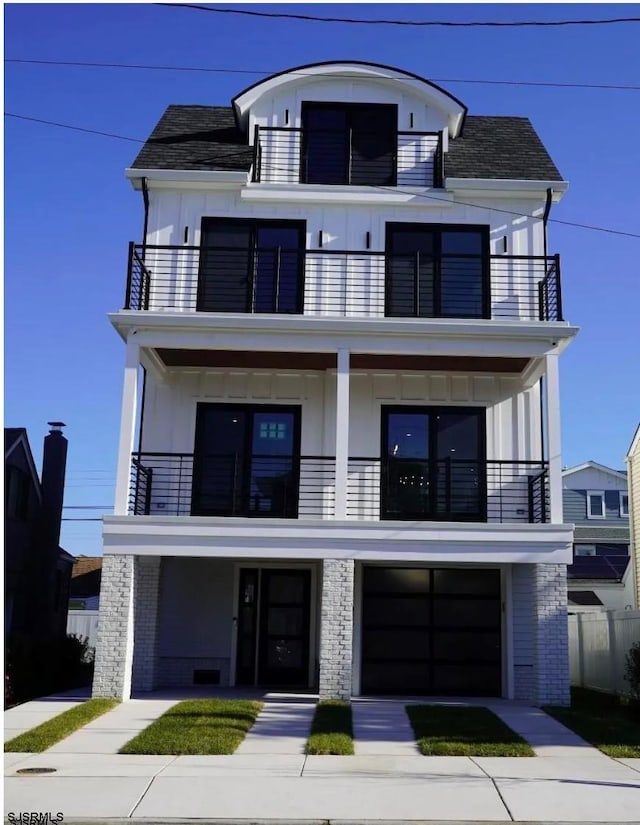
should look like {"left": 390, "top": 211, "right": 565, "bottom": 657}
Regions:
{"left": 93, "top": 61, "right": 578, "bottom": 705}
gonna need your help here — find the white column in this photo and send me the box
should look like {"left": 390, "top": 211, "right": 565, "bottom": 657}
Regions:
{"left": 114, "top": 337, "right": 140, "bottom": 515}
{"left": 544, "top": 353, "right": 563, "bottom": 523}
{"left": 335, "top": 348, "right": 350, "bottom": 519}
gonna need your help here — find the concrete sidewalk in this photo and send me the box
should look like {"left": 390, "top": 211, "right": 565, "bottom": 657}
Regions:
{"left": 4, "top": 687, "right": 90, "bottom": 742}
{"left": 4, "top": 691, "right": 640, "bottom": 822}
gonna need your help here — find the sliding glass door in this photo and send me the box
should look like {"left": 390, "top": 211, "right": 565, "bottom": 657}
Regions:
{"left": 192, "top": 404, "right": 301, "bottom": 517}
{"left": 382, "top": 407, "right": 486, "bottom": 521}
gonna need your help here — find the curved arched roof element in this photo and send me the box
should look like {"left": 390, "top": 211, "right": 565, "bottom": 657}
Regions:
{"left": 232, "top": 61, "right": 468, "bottom": 137}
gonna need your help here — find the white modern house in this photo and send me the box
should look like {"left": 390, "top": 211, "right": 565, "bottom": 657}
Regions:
{"left": 93, "top": 61, "right": 578, "bottom": 705}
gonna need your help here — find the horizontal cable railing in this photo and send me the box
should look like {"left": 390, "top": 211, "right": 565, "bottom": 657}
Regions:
{"left": 125, "top": 244, "right": 562, "bottom": 321}
{"left": 130, "top": 453, "right": 549, "bottom": 523}
{"left": 252, "top": 126, "right": 443, "bottom": 187}
{"left": 347, "top": 458, "right": 550, "bottom": 523}
{"left": 129, "top": 453, "right": 336, "bottom": 519}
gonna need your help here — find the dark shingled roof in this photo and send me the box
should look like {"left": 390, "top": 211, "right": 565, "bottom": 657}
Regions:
{"left": 447, "top": 116, "right": 563, "bottom": 181}
{"left": 5, "top": 427, "right": 26, "bottom": 455}
{"left": 131, "top": 106, "right": 253, "bottom": 172}
{"left": 131, "top": 106, "right": 564, "bottom": 182}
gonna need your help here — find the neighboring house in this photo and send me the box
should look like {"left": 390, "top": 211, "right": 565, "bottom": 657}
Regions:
{"left": 69, "top": 556, "right": 103, "bottom": 610}
{"left": 5, "top": 423, "right": 74, "bottom": 642}
{"left": 627, "top": 423, "right": 640, "bottom": 607}
{"left": 93, "top": 61, "right": 578, "bottom": 706}
{"left": 562, "top": 462, "right": 633, "bottom": 611}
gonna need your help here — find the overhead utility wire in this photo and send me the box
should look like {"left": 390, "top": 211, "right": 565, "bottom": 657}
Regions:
{"left": 6, "top": 59, "right": 640, "bottom": 91}
{"left": 157, "top": 4, "right": 640, "bottom": 27}
{"left": 5, "top": 113, "right": 640, "bottom": 240}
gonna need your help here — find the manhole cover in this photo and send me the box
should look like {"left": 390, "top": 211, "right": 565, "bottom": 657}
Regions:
{"left": 16, "top": 767, "right": 57, "bottom": 775}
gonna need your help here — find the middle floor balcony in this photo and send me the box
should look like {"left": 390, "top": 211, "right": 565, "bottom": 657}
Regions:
{"left": 129, "top": 452, "right": 549, "bottom": 525}
{"left": 125, "top": 242, "right": 563, "bottom": 323}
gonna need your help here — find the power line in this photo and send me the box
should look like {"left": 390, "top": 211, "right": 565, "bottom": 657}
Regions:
{"left": 63, "top": 506, "right": 112, "bottom": 510}
{"left": 157, "top": 4, "right": 640, "bottom": 28}
{"left": 4, "top": 112, "right": 144, "bottom": 143}
{"left": 6, "top": 112, "right": 640, "bottom": 240}
{"left": 5, "top": 58, "right": 640, "bottom": 92}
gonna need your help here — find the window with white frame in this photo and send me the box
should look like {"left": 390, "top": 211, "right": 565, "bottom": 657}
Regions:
{"left": 620, "top": 491, "right": 629, "bottom": 517}
{"left": 575, "top": 544, "right": 596, "bottom": 557}
{"left": 586, "top": 490, "right": 606, "bottom": 519}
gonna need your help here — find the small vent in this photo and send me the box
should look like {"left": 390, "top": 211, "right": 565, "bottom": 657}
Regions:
{"left": 193, "top": 669, "right": 220, "bottom": 685}
{"left": 16, "top": 767, "right": 57, "bottom": 775}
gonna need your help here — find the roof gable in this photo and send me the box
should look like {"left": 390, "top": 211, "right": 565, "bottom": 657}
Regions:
{"left": 4, "top": 427, "right": 42, "bottom": 502}
{"left": 562, "top": 461, "right": 628, "bottom": 482}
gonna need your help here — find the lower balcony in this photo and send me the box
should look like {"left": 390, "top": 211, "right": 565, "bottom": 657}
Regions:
{"left": 129, "top": 453, "right": 549, "bottom": 524}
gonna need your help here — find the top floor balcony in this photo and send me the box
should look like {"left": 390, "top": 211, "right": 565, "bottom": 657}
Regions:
{"left": 251, "top": 122, "right": 444, "bottom": 187}
{"left": 125, "top": 242, "right": 563, "bottom": 323}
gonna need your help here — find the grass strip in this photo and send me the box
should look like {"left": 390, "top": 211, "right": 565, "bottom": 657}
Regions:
{"left": 306, "top": 699, "right": 354, "bottom": 755}
{"left": 4, "top": 698, "right": 119, "bottom": 753}
{"left": 544, "top": 690, "right": 640, "bottom": 758}
{"left": 406, "top": 705, "right": 534, "bottom": 757}
{"left": 119, "top": 698, "right": 262, "bottom": 755}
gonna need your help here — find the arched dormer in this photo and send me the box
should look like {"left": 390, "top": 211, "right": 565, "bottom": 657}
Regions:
{"left": 232, "top": 61, "right": 467, "bottom": 188}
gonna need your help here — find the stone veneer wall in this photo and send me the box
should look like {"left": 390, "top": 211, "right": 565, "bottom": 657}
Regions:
{"left": 511, "top": 563, "right": 570, "bottom": 706}
{"left": 92, "top": 554, "right": 135, "bottom": 699}
{"left": 318, "top": 559, "right": 354, "bottom": 700}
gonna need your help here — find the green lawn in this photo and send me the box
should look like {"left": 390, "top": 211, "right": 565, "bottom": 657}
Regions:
{"left": 406, "top": 705, "right": 535, "bottom": 757}
{"left": 4, "top": 699, "right": 119, "bottom": 753}
{"left": 306, "top": 700, "right": 354, "bottom": 755}
{"left": 119, "top": 699, "right": 263, "bottom": 755}
{"left": 544, "top": 688, "right": 640, "bottom": 758}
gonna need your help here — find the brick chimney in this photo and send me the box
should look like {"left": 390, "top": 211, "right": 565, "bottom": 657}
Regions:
{"left": 41, "top": 422, "right": 68, "bottom": 551}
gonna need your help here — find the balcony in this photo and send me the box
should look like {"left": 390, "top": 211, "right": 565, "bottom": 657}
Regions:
{"left": 129, "top": 453, "right": 549, "bottom": 524}
{"left": 250, "top": 125, "right": 444, "bottom": 187}
{"left": 125, "top": 244, "right": 562, "bottom": 322}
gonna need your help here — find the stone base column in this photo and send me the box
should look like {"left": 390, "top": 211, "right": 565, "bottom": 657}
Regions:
{"left": 511, "top": 564, "right": 570, "bottom": 706}
{"left": 319, "top": 559, "right": 354, "bottom": 700}
{"left": 132, "top": 557, "right": 162, "bottom": 693}
{"left": 533, "top": 563, "right": 570, "bottom": 706}
{"left": 92, "top": 554, "right": 135, "bottom": 699}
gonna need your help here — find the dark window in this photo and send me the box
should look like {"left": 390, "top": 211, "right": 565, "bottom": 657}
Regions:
{"left": 198, "top": 219, "right": 305, "bottom": 314}
{"left": 382, "top": 407, "right": 485, "bottom": 521}
{"left": 192, "top": 404, "right": 301, "bottom": 518}
{"left": 302, "top": 102, "right": 397, "bottom": 185}
{"left": 5, "top": 466, "right": 30, "bottom": 520}
{"left": 386, "top": 224, "right": 489, "bottom": 319}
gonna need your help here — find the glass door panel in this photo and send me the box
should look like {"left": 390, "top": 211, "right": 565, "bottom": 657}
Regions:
{"left": 384, "top": 412, "right": 430, "bottom": 518}
{"left": 198, "top": 222, "right": 252, "bottom": 312}
{"left": 258, "top": 570, "right": 310, "bottom": 685}
{"left": 192, "top": 407, "right": 246, "bottom": 515}
{"left": 254, "top": 226, "right": 303, "bottom": 314}
{"left": 434, "top": 413, "right": 483, "bottom": 519}
{"left": 236, "top": 569, "right": 258, "bottom": 685}
{"left": 248, "top": 411, "right": 298, "bottom": 517}
{"left": 387, "top": 228, "right": 435, "bottom": 317}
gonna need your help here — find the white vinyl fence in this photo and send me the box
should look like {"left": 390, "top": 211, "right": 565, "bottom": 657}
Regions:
{"left": 67, "top": 610, "right": 100, "bottom": 651}
{"left": 569, "top": 609, "right": 640, "bottom": 695}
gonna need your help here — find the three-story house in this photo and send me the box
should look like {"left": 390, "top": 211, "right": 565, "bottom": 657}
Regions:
{"left": 93, "top": 61, "right": 578, "bottom": 705}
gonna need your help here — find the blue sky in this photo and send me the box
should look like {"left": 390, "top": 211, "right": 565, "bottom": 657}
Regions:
{"left": 5, "top": 3, "right": 640, "bottom": 557}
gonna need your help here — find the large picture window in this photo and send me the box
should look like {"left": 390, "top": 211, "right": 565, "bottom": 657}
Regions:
{"left": 301, "top": 102, "right": 397, "bottom": 185}
{"left": 386, "top": 224, "right": 489, "bottom": 319}
{"left": 198, "top": 219, "right": 305, "bottom": 314}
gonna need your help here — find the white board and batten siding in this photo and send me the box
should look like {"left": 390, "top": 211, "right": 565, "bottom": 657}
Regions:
{"left": 139, "top": 369, "right": 542, "bottom": 522}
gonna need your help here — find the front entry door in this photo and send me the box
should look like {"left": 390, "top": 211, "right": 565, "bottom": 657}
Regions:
{"left": 236, "top": 569, "right": 311, "bottom": 687}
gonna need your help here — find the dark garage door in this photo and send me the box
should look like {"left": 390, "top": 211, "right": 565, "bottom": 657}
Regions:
{"left": 361, "top": 567, "right": 501, "bottom": 696}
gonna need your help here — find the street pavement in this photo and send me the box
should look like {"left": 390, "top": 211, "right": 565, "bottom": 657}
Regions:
{"left": 4, "top": 691, "right": 640, "bottom": 823}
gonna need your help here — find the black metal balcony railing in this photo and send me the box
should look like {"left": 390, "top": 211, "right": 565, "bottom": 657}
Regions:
{"left": 125, "top": 244, "right": 562, "bottom": 322}
{"left": 251, "top": 126, "right": 444, "bottom": 188}
{"left": 129, "top": 453, "right": 549, "bottom": 524}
